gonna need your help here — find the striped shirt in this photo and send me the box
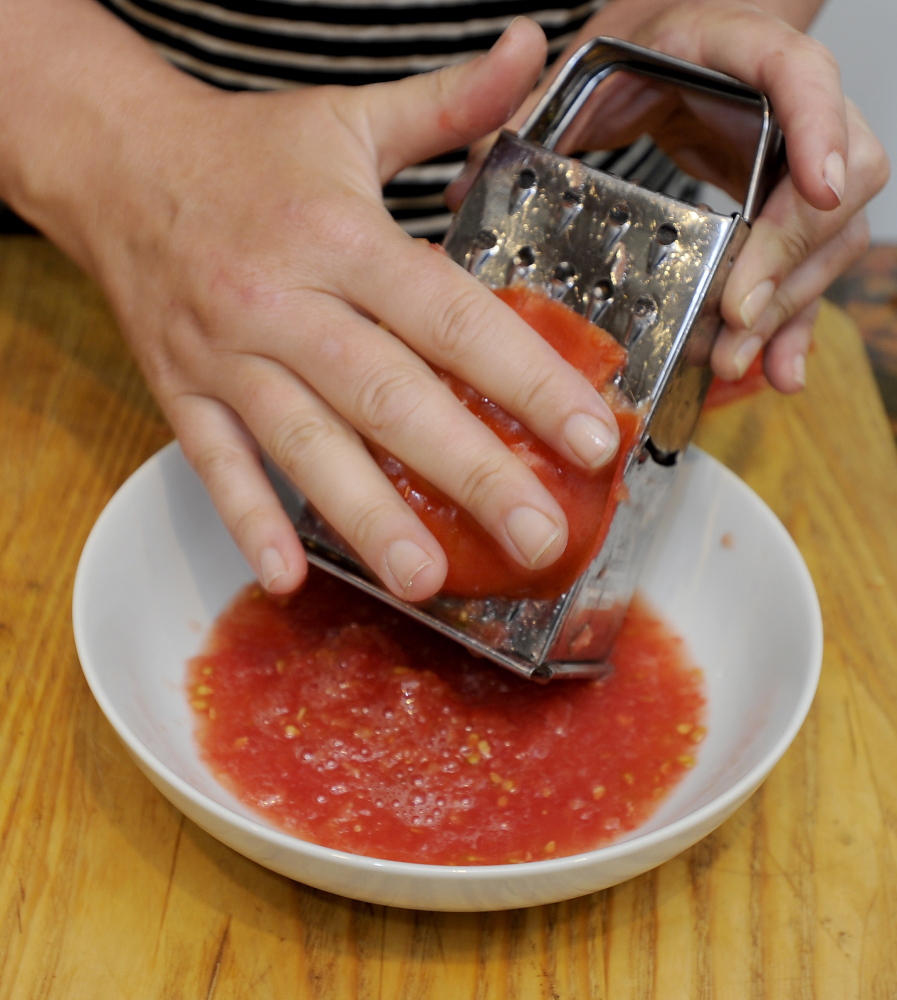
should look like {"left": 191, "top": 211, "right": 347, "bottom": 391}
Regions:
{"left": 98, "top": 0, "right": 697, "bottom": 238}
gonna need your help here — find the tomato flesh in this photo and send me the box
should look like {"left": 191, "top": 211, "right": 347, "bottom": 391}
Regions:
{"left": 373, "top": 286, "right": 640, "bottom": 599}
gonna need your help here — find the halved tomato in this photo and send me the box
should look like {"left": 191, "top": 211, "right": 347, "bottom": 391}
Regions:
{"left": 372, "top": 286, "right": 640, "bottom": 600}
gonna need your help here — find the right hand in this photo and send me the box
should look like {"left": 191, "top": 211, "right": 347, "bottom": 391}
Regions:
{"left": 36, "top": 17, "right": 622, "bottom": 602}
{"left": 447, "top": 1, "right": 889, "bottom": 397}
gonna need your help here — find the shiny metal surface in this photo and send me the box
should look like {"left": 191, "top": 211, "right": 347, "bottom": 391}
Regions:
{"left": 519, "top": 36, "right": 783, "bottom": 225}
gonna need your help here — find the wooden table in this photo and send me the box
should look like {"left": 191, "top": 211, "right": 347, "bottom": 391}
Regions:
{"left": 2, "top": 235, "right": 897, "bottom": 999}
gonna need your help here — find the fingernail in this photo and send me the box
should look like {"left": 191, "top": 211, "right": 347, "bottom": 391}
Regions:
{"left": 739, "top": 279, "right": 775, "bottom": 329}
{"left": 733, "top": 335, "right": 763, "bottom": 380}
{"left": 259, "top": 546, "right": 288, "bottom": 590}
{"left": 494, "top": 15, "right": 525, "bottom": 48}
{"left": 792, "top": 352, "right": 807, "bottom": 389}
{"left": 563, "top": 412, "right": 619, "bottom": 468}
{"left": 505, "top": 506, "right": 563, "bottom": 569}
{"left": 385, "top": 539, "right": 434, "bottom": 596}
{"left": 823, "top": 151, "right": 846, "bottom": 203}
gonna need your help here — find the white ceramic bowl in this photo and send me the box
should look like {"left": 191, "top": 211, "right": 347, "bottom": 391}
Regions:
{"left": 73, "top": 442, "right": 822, "bottom": 911}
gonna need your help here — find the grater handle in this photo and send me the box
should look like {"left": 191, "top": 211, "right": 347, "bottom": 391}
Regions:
{"left": 517, "top": 36, "right": 783, "bottom": 223}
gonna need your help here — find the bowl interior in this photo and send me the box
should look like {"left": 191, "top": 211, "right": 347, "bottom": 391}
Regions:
{"left": 73, "top": 442, "right": 822, "bottom": 906}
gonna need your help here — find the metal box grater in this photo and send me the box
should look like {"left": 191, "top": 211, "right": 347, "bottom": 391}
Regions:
{"left": 277, "top": 36, "right": 784, "bottom": 680}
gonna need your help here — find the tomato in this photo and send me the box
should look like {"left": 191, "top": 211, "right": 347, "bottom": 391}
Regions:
{"left": 372, "top": 286, "right": 640, "bottom": 600}
{"left": 703, "top": 352, "right": 768, "bottom": 409}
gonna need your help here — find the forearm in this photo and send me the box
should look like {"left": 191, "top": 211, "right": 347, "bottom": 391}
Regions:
{"left": 0, "top": 0, "right": 207, "bottom": 272}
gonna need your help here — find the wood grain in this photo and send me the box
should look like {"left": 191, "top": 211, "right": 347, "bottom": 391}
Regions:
{"left": 2, "top": 235, "right": 896, "bottom": 999}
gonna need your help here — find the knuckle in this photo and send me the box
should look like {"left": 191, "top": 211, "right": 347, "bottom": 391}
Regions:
{"left": 290, "top": 193, "right": 378, "bottom": 264}
{"left": 136, "top": 331, "right": 181, "bottom": 393}
{"left": 842, "top": 212, "right": 871, "bottom": 260}
{"left": 777, "top": 226, "right": 815, "bottom": 268}
{"left": 852, "top": 132, "right": 892, "bottom": 195}
{"left": 427, "top": 286, "right": 493, "bottom": 364}
{"left": 767, "top": 286, "right": 797, "bottom": 331}
{"left": 457, "top": 451, "right": 513, "bottom": 514}
{"left": 231, "top": 503, "right": 271, "bottom": 547}
{"left": 507, "top": 365, "right": 565, "bottom": 417}
{"left": 342, "top": 496, "right": 403, "bottom": 556}
{"left": 758, "top": 34, "right": 837, "bottom": 92}
{"left": 795, "top": 33, "right": 839, "bottom": 73}
{"left": 200, "top": 256, "right": 287, "bottom": 325}
{"left": 354, "top": 363, "right": 434, "bottom": 435}
{"left": 757, "top": 46, "right": 789, "bottom": 87}
{"left": 190, "top": 440, "right": 246, "bottom": 489}
{"left": 283, "top": 193, "right": 335, "bottom": 236}
{"left": 268, "top": 408, "right": 342, "bottom": 469}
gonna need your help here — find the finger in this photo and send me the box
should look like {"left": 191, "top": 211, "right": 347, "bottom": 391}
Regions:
{"left": 208, "top": 354, "right": 454, "bottom": 601}
{"left": 645, "top": 1, "right": 849, "bottom": 211}
{"left": 170, "top": 393, "right": 308, "bottom": 595}
{"left": 235, "top": 302, "right": 573, "bottom": 575}
{"left": 712, "top": 210, "right": 869, "bottom": 382}
{"left": 722, "top": 98, "right": 889, "bottom": 326}
{"left": 450, "top": 2, "right": 847, "bottom": 216}
{"left": 761, "top": 300, "right": 818, "bottom": 394}
{"left": 329, "top": 210, "right": 621, "bottom": 470}
{"left": 365, "top": 16, "right": 548, "bottom": 180}
{"left": 713, "top": 100, "right": 887, "bottom": 369}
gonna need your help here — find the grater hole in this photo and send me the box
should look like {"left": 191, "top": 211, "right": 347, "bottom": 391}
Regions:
{"left": 601, "top": 205, "right": 632, "bottom": 254}
{"left": 634, "top": 294, "right": 658, "bottom": 317}
{"left": 515, "top": 245, "right": 536, "bottom": 268}
{"left": 655, "top": 223, "right": 678, "bottom": 246}
{"left": 645, "top": 437, "right": 679, "bottom": 467}
{"left": 624, "top": 294, "right": 659, "bottom": 347}
{"left": 608, "top": 204, "right": 630, "bottom": 225}
{"left": 587, "top": 279, "right": 615, "bottom": 324}
{"left": 554, "top": 261, "right": 576, "bottom": 283}
{"left": 549, "top": 261, "right": 576, "bottom": 301}
{"left": 466, "top": 229, "right": 499, "bottom": 276}
{"left": 508, "top": 169, "right": 538, "bottom": 215}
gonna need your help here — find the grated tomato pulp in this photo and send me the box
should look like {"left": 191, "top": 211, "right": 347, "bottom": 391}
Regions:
{"left": 188, "top": 568, "right": 706, "bottom": 866}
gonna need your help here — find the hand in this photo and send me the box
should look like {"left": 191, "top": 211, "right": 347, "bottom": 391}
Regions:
{"left": 29, "top": 17, "right": 626, "bottom": 603}
{"left": 448, "top": 0, "right": 890, "bottom": 393}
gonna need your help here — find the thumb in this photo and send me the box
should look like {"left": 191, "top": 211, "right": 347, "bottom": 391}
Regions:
{"left": 444, "top": 31, "right": 567, "bottom": 210}
{"left": 363, "top": 17, "right": 548, "bottom": 182}
{"left": 443, "top": 128, "right": 508, "bottom": 210}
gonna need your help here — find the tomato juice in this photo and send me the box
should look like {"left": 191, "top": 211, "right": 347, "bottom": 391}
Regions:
{"left": 187, "top": 568, "right": 706, "bottom": 866}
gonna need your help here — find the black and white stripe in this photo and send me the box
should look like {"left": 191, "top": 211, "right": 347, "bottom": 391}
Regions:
{"left": 100, "top": 0, "right": 605, "bottom": 88}
{"left": 97, "top": 0, "right": 698, "bottom": 238}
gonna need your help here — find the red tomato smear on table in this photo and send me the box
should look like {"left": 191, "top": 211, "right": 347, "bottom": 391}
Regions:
{"left": 188, "top": 568, "right": 706, "bottom": 866}
{"left": 370, "top": 286, "right": 642, "bottom": 600}
{"left": 704, "top": 353, "right": 769, "bottom": 409}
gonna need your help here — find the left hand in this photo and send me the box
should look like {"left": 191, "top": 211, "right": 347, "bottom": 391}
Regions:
{"left": 447, "top": 0, "right": 890, "bottom": 393}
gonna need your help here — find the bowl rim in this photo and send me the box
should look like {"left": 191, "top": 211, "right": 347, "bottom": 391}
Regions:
{"left": 73, "top": 440, "right": 824, "bottom": 880}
